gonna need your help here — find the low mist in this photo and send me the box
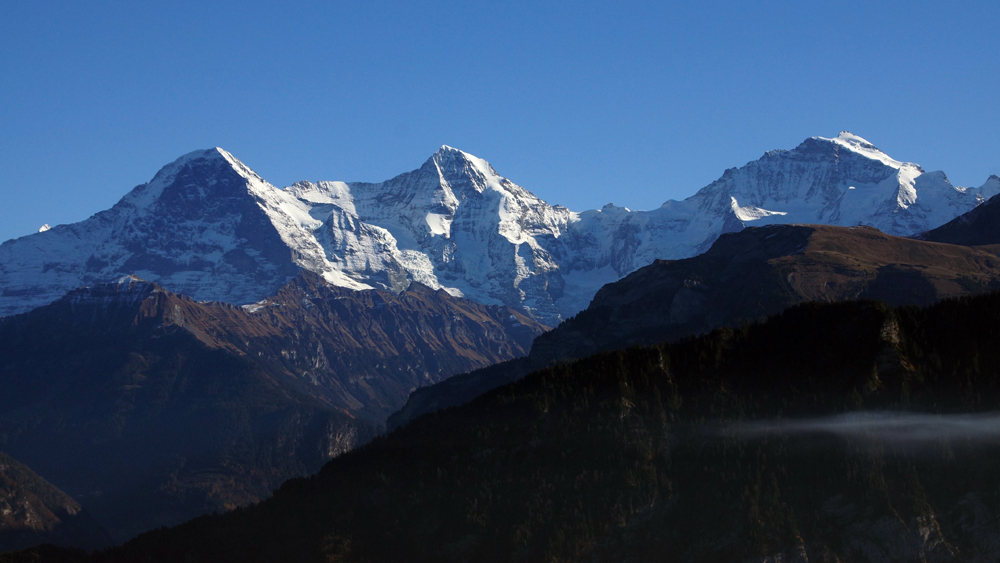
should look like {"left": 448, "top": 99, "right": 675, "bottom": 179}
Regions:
{"left": 715, "top": 412, "right": 1000, "bottom": 443}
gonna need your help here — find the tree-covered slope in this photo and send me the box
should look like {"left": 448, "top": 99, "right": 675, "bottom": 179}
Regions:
{"left": 23, "top": 291, "right": 1000, "bottom": 562}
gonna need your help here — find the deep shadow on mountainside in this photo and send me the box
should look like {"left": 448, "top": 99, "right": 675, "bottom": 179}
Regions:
{"left": 18, "top": 292, "right": 1000, "bottom": 561}
{"left": 0, "top": 272, "right": 545, "bottom": 542}
{"left": 390, "top": 222, "right": 1000, "bottom": 428}
{"left": 0, "top": 451, "right": 111, "bottom": 553}
{"left": 919, "top": 186, "right": 1000, "bottom": 246}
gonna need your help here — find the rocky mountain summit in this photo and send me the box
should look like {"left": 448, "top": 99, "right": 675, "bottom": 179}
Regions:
{"left": 1, "top": 133, "right": 995, "bottom": 324}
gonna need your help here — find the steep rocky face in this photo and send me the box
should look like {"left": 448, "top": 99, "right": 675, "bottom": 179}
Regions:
{"left": 287, "top": 147, "right": 576, "bottom": 323}
{"left": 226, "top": 272, "right": 547, "bottom": 422}
{"left": 0, "top": 149, "right": 327, "bottom": 318}
{"left": 279, "top": 135, "right": 1000, "bottom": 324}
{"left": 99, "top": 272, "right": 547, "bottom": 424}
{"left": 0, "top": 451, "right": 111, "bottom": 553}
{"left": 390, "top": 224, "right": 1000, "bottom": 428}
{"left": 0, "top": 273, "right": 544, "bottom": 541}
{"left": 33, "top": 294, "right": 1000, "bottom": 562}
{"left": 919, "top": 181, "right": 1000, "bottom": 246}
{"left": 1, "top": 134, "right": 995, "bottom": 325}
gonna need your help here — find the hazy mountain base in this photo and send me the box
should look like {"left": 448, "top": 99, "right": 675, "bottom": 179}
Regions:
{"left": 18, "top": 293, "right": 1000, "bottom": 562}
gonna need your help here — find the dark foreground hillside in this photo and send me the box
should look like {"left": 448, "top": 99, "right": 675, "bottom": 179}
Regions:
{"left": 16, "top": 293, "right": 1000, "bottom": 561}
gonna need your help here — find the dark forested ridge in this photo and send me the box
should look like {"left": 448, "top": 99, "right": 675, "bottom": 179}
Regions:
{"left": 392, "top": 223, "right": 1000, "bottom": 428}
{"left": 0, "top": 272, "right": 545, "bottom": 542}
{"left": 19, "top": 291, "right": 1000, "bottom": 562}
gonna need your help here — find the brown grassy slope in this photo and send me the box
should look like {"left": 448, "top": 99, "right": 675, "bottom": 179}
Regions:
{"left": 530, "top": 224, "right": 1000, "bottom": 366}
{"left": 125, "top": 271, "right": 548, "bottom": 422}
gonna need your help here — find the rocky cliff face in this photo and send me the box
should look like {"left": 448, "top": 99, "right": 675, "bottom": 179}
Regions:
{"left": 530, "top": 223, "right": 1000, "bottom": 366}
{"left": 226, "top": 271, "right": 547, "bottom": 422}
{"left": 1, "top": 134, "right": 995, "bottom": 325}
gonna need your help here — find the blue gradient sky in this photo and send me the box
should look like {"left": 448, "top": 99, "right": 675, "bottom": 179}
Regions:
{"left": 1, "top": 0, "right": 998, "bottom": 243}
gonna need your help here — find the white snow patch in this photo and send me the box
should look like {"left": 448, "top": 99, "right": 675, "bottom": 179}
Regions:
{"left": 730, "top": 197, "right": 788, "bottom": 221}
{"left": 242, "top": 301, "right": 267, "bottom": 313}
{"left": 425, "top": 213, "right": 452, "bottom": 237}
{"left": 116, "top": 274, "right": 143, "bottom": 285}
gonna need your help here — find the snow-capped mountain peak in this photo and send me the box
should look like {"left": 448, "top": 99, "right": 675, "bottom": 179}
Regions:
{"left": 119, "top": 147, "right": 287, "bottom": 212}
{"left": 282, "top": 146, "right": 575, "bottom": 320}
{"left": 981, "top": 175, "right": 1000, "bottom": 193}
{"left": 420, "top": 144, "right": 509, "bottom": 202}
{"left": 430, "top": 145, "right": 501, "bottom": 186}
{"left": 1, "top": 135, "right": 996, "bottom": 325}
{"left": 0, "top": 147, "right": 361, "bottom": 317}
{"left": 817, "top": 131, "right": 909, "bottom": 169}
{"left": 121, "top": 148, "right": 229, "bottom": 209}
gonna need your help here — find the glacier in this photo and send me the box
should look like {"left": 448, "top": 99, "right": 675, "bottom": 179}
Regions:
{"left": 1, "top": 132, "right": 996, "bottom": 324}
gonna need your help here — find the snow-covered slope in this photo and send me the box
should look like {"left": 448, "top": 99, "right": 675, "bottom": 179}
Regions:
{"left": 286, "top": 146, "right": 576, "bottom": 322}
{"left": 1, "top": 134, "right": 995, "bottom": 323}
{"left": 0, "top": 148, "right": 367, "bottom": 317}
{"left": 557, "top": 133, "right": 1000, "bottom": 279}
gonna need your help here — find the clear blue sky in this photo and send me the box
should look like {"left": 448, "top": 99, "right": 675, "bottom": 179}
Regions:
{"left": 2, "top": 0, "right": 998, "bottom": 243}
